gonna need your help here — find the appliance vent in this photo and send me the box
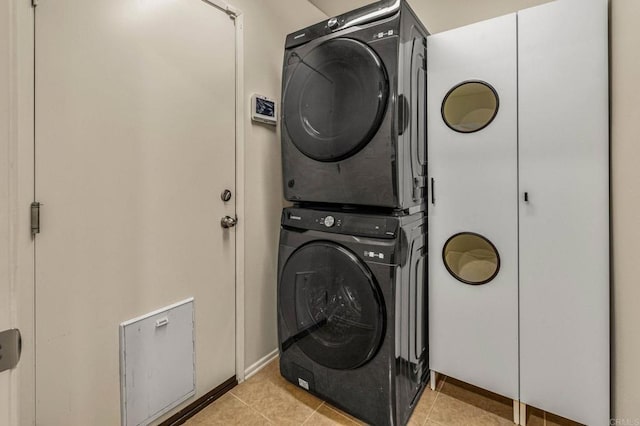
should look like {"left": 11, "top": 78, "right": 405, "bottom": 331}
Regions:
{"left": 119, "top": 298, "right": 195, "bottom": 426}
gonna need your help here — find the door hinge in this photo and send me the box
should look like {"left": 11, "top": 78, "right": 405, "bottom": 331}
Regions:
{"left": 0, "top": 329, "right": 22, "bottom": 372}
{"left": 31, "top": 201, "right": 41, "bottom": 235}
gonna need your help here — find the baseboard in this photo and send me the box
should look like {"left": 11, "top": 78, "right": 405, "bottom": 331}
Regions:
{"left": 156, "top": 348, "right": 279, "bottom": 425}
{"left": 158, "top": 376, "right": 237, "bottom": 426}
{"left": 244, "top": 348, "right": 279, "bottom": 381}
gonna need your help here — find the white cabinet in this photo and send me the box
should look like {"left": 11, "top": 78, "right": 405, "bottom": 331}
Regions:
{"left": 427, "top": 0, "right": 609, "bottom": 423}
{"left": 427, "top": 14, "right": 519, "bottom": 401}
{"left": 518, "top": 1, "right": 609, "bottom": 424}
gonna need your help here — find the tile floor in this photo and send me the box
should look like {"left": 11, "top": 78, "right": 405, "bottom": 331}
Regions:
{"left": 186, "top": 358, "right": 582, "bottom": 426}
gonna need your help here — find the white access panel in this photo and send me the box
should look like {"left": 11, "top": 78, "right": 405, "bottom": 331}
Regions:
{"left": 120, "top": 299, "right": 196, "bottom": 426}
{"left": 518, "top": 0, "right": 609, "bottom": 424}
{"left": 427, "top": 15, "right": 519, "bottom": 399}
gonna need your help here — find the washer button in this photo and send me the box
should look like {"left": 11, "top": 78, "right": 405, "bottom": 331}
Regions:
{"left": 324, "top": 216, "right": 335, "bottom": 227}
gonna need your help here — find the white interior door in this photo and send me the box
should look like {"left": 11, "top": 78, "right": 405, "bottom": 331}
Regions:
{"left": 518, "top": 0, "right": 609, "bottom": 424}
{"left": 34, "top": 0, "right": 237, "bottom": 424}
{"left": 427, "top": 14, "right": 519, "bottom": 400}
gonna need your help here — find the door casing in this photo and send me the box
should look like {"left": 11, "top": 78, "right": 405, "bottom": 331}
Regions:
{"left": 3, "top": 0, "right": 36, "bottom": 425}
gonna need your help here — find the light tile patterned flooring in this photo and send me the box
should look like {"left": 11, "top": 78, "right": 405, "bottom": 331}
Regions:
{"left": 186, "top": 358, "right": 582, "bottom": 425}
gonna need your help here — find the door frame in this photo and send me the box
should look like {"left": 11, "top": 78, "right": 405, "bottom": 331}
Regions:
{"left": 6, "top": 0, "right": 36, "bottom": 425}
{"left": 203, "top": 0, "right": 247, "bottom": 386}
{"left": 9, "top": 0, "right": 246, "bottom": 424}
{"left": 205, "top": 0, "right": 249, "bottom": 385}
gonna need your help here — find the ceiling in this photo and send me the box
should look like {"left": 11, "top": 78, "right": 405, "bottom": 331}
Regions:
{"left": 308, "top": 0, "right": 372, "bottom": 17}
{"left": 307, "top": 0, "right": 553, "bottom": 34}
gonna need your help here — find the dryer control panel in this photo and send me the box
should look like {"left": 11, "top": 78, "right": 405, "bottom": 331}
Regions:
{"left": 282, "top": 207, "right": 399, "bottom": 239}
{"left": 285, "top": 0, "right": 402, "bottom": 48}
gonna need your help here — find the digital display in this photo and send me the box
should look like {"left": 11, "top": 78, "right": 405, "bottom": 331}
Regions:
{"left": 341, "top": 216, "right": 388, "bottom": 237}
{"left": 256, "top": 97, "right": 275, "bottom": 117}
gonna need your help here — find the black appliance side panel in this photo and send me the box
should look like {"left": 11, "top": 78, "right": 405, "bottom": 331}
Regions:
{"left": 397, "top": 3, "right": 428, "bottom": 209}
{"left": 393, "top": 215, "right": 428, "bottom": 425}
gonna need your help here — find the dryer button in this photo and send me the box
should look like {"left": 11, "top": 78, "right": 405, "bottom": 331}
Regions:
{"left": 328, "top": 17, "right": 339, "bottom": 29}
{"left": 324, "top": 216, "right": 335, "bottom": 228}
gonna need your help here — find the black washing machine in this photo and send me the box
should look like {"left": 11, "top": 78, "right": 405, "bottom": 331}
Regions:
{"left": 281, "top": 0, "right": 429, "bottom": 211}
{"left": 277, "top": 206, "right": 428, "bottom": 425}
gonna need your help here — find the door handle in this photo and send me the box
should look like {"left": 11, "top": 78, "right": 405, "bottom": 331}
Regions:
{"left": 398, "top": 94, "right": 410, "bottom": 136}
{"left": 221, "top": 215, "right": 238, "bottom": 229}
{"left": 430, "top": 178, "right": 435, "bottom": 205}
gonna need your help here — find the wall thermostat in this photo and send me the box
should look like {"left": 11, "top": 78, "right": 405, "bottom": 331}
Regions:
{"left": 251, "top": 94, "right": 277, "bottom": 126}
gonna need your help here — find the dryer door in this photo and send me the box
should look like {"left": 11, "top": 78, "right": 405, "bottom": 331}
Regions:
{"left": 283, "top": 38, "right": 389, "bottom": 162}
{"left": 279, "top": 241, "right": 385, "bottom": 370}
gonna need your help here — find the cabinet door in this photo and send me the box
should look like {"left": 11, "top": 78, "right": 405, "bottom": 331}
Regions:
{"left": 427, "top": 14, "right": 518, "bottom": 399}
{"left": 518, "top": 0, "right": 609, "bottom": 424}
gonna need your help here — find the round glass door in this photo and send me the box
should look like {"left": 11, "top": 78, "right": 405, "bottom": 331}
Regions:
{"left": 279, "top": 241, "right": 385, "bottom": 370}
{"left": 283, "top": 38, "right": 389, "bottom": 162}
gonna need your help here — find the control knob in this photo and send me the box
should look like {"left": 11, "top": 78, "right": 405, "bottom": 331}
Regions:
{"left": 324, "top": 216, "right": 335, "bottom": 228}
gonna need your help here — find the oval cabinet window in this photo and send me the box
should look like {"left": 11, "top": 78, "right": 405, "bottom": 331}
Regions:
{"left": 443, "top": 233, "right": 500, "bottom": 285}
{"left": 442, "top": 81, "right": 499, "bottom": 133}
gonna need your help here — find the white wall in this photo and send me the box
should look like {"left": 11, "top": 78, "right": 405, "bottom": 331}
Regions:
{"left": 611, "top": 0, "right": 640, "bottom": 420}
{"left": 309, "top": 0, "right": 553, "bottom": 33}
{"left": 229, "top": 0, "right": 327, "bottom": 371}
{"left": 0, "top": 0, "right": 13, "bottom": 421}
{"left": 409, "top": 0, "right": 552, "bottom": 33}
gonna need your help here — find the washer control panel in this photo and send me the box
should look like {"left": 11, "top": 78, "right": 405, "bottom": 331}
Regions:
{"left": 282, "top": 208, "right": 398, "bottom": 239}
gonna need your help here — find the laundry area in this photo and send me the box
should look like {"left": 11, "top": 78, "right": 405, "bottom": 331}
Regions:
{"left": 0, "top": 0, "right": 636, "bottom": 425}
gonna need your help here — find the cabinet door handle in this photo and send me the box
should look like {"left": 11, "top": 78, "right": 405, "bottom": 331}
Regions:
{"left": 524, "top": 192, "right": 529, "bottom": 203}
{"left": 155, "top": 317, "right": 169, "bottom": 328}
{"left": 431, "top": 178, "right": 435, "bottom": 205}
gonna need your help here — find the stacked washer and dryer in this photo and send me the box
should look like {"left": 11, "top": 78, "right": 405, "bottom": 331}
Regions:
{"left": 277, "top": 1, "right": 430, "bottom": 425}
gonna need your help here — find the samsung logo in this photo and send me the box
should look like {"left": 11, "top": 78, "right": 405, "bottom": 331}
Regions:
{"left": 293, "top": 33, "right": 306, "bottom": 40}
{"left": 289, "top": 215, "right": 302, "bottom": 220}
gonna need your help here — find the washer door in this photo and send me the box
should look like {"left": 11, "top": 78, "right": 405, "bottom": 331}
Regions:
{"left": 279, "top": 241, "right": 385, "bottom": 370}
{"left": 283, "top": 38, "right": 389, "bottom": 162}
